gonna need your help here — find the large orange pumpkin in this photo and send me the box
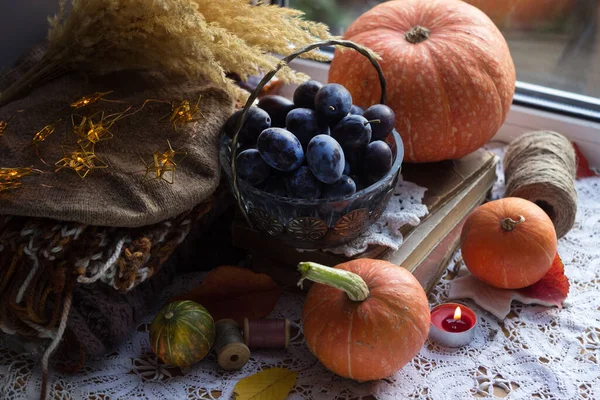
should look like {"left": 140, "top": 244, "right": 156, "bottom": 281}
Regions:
{"left": 299, "top": 259, "right": 430, "bottom": 381}
{"left": 328, "top": 0, "right": 516, "bottom": 163}
{"left": 460, "top": 197, "right": 558, "bottom": 289}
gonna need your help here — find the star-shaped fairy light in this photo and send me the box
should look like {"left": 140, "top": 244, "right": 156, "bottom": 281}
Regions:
{"left": 32, "top": 120, "right": 63, "bottom": 166}
{"left": 163, "top": 95, "right": 203, "bottom": 131}
{"left": 70, "top": 91, "right": 114, "bottom": 109}
{"left": 0, "top": 167, "right": 39, "bottom": 192}
{"left": 73, "top": 106, "right": 133, "bottom": 147}
{"left": 142, "top": 140, "right": 187, "bottom": 184}
{"left": 72, "top": 112, "right": 116, "bottom": 147}
{"left": 55, "top": 147, "right": 108, "bottom": 178}
{"left": 32, "top": 123, "right": 58, "bottom": 145}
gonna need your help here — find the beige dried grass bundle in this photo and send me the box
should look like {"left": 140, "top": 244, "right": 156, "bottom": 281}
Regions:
{"left": 0, "top": 0, "right": 333, "bottom": 107}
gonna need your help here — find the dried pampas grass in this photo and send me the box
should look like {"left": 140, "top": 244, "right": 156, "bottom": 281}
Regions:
{"left": 0, "top": 0, "right": 333, "bottom": 106}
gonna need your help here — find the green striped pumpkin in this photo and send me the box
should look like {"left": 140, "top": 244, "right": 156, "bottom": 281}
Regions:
{"left": 149, "top": 300, "right": 216, "bottom": 367}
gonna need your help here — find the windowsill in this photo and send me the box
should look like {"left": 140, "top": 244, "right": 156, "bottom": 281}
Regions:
{"left": 285, "top": 58, "right": 600, "bottom": 167}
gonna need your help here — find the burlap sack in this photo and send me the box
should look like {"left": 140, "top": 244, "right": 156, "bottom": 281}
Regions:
{"left": 0, "top": 48, "right": 234, "bottom": 228}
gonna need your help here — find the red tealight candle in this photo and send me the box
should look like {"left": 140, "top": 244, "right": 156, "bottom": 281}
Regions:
{"left": 430, "top": 303, "right": 477, "bottom": 347}
{"left": 441, "top": 306, "right": 472, "bottom": 333}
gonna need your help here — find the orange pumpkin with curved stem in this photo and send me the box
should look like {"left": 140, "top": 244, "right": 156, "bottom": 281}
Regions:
{"left": 298, "top": 259, "right": 430, "bottom": 381}
{"left": 460, "top": 197, "right": 558, "bottom": 289}
{"left": 328, "top": 0, "right": 515, "bottom": 163}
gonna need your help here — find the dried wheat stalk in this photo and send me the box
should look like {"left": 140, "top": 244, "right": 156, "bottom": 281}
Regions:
{"left": 0, "top": 0, "right": 333, "bottom": 106}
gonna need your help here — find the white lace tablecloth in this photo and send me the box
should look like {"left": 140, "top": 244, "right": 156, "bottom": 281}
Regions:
{"left": 2, "top": 148, "right": 600, "bottom": 400}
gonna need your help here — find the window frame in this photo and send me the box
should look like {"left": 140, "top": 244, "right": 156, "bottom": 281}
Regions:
{"left": 277, "top": 0, "right": 600, "bottom": 123}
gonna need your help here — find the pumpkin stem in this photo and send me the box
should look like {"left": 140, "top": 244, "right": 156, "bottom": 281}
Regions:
{"left": 164, "top": 311, "right": 174, "bottom": 320}
{"left": 297, "top": 262, "right": 370, "bottom": 302}
{"left": 501, "top": 215, "right": 526, "bottom": 231}
{"left": 405, "top": 26, "right": 431, "bottom": 44}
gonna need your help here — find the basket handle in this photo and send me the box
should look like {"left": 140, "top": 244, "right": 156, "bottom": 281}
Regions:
{"left": 230, "top": 39, "right": 387, "bottom": 229}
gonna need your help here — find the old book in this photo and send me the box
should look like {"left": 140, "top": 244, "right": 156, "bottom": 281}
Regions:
{"left": 399, "top": 164, "right": 497, "bottom": 292}
{"left": 385, "top": 159, "right": 497, "bottom": 270}
{"left": 412, "top": 218, "right": 464, "bottom": 294}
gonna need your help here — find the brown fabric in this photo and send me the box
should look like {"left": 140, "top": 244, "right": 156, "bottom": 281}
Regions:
{"left": 0, "top": 197, "right": 214, "bottom": 342}
{"left": 0, "top": 185, "right": 236, "bottom": 375}
{"left": 0, "top": 50, "right": 234, "bottom": 228}
{"left": 63, "top": 256, "right": 177, "bottom": 365}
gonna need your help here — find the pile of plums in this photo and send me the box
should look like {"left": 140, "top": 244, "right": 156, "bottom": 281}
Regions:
{"left": 224, "top": 80, "right": 396, "bottom": 200}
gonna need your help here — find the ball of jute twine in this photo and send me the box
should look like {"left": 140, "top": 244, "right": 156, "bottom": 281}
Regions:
{"left": 504, "top": 131, "right": 577, "bottom": 238}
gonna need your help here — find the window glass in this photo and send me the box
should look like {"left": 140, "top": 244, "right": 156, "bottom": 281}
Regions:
{"left": 287, "top": 0, "right": 600, "bottom": 99}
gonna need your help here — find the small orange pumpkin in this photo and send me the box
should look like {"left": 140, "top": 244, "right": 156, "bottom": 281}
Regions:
{"left": 298, "top": 259, "right": 430, "bottom": 381}
{"left": 460, "top": 197, "right": 558, "bottom": 289}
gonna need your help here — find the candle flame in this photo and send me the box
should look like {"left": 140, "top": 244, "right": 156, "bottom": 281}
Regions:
{"left": 454, "top": 306, "right": 461, "bottom": 321}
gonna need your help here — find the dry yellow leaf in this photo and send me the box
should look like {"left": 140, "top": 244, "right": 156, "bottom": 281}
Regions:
{"left": 234, "top": 367, "right": 297, "bottom": 400}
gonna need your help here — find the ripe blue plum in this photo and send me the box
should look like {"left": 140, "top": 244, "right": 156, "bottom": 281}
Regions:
{"left": 363, "top": 104, "right": 396, "bottom": 141}
{"left": 257, "top": 128, "right": 304, "bottom": 172}
{"left": 236, "top": 148, "right": 271, "bottom": 186}
{"left": 285, "top": 108, "right": 329, "bottom": 148}
{"left": 323, "top": 175, "right": 356, "bottom": 199}
{"left": 293, "top": 80, "right": 323, "bottom": 109}
{"left": 332, "top": 114, "right": 372, "bottom": 149}
{"left": 258, "top": 95, "right": 295, "bottom": 128}
{"left": 364, "top": 140, "right": 393, "bottom": 185}
{"left": 306, "top": 134, "right": 345, "bottom": 184}
{"left": 224, "top": 107, "right": 271, "bottom": 144}
{"left": 349, "top": 105, "right": 365, "bottom": 116}
{"left": 314, "top": 84, "right": 352, "bottom": 126}
{"left": 285, "top": 166, "right": 322, "bottom": 199}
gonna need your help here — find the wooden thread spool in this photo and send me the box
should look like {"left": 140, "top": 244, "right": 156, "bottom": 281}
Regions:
{"left": 214, "top": 319, "right": 250, "bottom": 371}
{"left": 244, "top": 318, "right": 290, "bottom": 349}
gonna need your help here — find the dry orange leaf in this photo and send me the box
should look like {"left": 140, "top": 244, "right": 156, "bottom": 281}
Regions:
{"left": 173, "top": 265, "right": 283, "bottom": 325}
{"left": 234, "top": 367, "right": 297, "bottom": 400}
